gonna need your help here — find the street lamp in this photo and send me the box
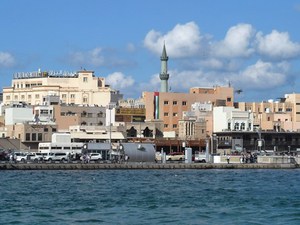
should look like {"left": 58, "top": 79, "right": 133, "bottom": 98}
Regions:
{"left": 107, "top": 103, "right": 115, "bottom": 154}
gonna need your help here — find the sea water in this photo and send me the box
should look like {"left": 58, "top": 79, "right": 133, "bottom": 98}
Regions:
{"left": 0, "top": 169, "right": 300, "bottom": 225}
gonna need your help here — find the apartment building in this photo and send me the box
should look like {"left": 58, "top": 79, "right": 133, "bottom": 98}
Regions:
{"left": 143, "top": 86, "right": 234, "bottom": 135}
{"left": 236, "top": 93, "right": 300, "bottom": 132}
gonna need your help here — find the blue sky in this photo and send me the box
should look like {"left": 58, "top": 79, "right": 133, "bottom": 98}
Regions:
{"left": 1, "top": 0, "right": 300, "bottom": 102}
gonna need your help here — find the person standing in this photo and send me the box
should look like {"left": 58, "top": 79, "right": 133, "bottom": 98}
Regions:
{"left": 227, "top": 155, "right": 230, "bottom": 164}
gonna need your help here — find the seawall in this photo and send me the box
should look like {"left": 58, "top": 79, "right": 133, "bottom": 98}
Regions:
{"left": 0, "top": 162, "right": 298, "bottom": 170}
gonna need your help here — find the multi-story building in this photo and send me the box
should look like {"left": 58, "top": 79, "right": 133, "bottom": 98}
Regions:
{"left": 213, "top": 106, "right": 254, "bottom": 132}
{"left": 52, "top": 104, "right": 107, "bottom": 131}
{"left": 143, "top": 86, "right": 234, "bottom": 135}
{"left": 2, "top": 70, "right": 123, "bottom": 107}
{"left": 178, "top": 102, "right": 213, "bottom": 141}
{"left": 236, "top": 93, "right": 300, "bottom": 132}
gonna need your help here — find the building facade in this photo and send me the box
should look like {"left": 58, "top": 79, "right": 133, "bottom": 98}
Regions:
{"left": 236, "top": 93, "right": 300, "bottom": 132}
{"left": 143, "top": 86, "right": 234, "bottom": 135}
{"left": 3, "top": 70, "right": 122, "bottom": 107}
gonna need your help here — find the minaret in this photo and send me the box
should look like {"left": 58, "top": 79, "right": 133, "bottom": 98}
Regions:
{"left": 159, "top": 43, "right": 169, "bottom": 92}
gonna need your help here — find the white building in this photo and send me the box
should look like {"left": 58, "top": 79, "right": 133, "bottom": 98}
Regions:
{"left": 213, "top": 106, "right": 254, "bottom": 132}
{"left": 5, "top": 105, "right": 34, "bottom": 125}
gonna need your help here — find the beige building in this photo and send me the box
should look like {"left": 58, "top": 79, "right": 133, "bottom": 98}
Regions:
{"left": 2, "top": 70, "right": 122, "bottom": 107}
{"left": 143, "top": 86, "right": 234, "bottom": 135}
{"left": 236, "top": 93, "right": 300, "bottom": 132}
{"left": 5, "top": 123, "right": 57, "bottom": 150}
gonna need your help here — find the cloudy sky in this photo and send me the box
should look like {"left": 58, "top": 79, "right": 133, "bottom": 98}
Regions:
{"left": 1, "top": 0, "right": 300, "bottom": 102}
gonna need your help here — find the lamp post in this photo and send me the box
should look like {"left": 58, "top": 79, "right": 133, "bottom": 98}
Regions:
{"left": 107, "top": 103, "right": 115, "bottom": 156}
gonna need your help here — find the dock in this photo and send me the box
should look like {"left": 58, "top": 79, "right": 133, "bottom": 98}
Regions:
{"left": 0, "top": 162, "right": 298, "bottom": 170}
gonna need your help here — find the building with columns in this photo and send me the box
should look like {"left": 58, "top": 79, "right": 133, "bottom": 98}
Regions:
{"left": 2, "top": 70, "right": 122, "bottom": 107}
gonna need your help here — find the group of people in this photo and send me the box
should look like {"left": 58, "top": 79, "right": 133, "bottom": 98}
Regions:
{"left": 240, "top": 153, "right": 257, "bottom": 163}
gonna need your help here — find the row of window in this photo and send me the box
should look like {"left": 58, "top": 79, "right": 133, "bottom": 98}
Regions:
{"left": 228, "top": 122, "right": 251, "bottom": 130}
{"left": 6, "top": 94, "right": 88, "bottom": 103}
{"left": 164, "top": 112, "right": 178, "bottom": 117}
{"left": 164, "top": 100, "right": 187, "bottom": 106}
{"left": 25, "top": 133, "right": 43, "bottom": 141}
{"left": 164, "top": 124, "right": 177, "bottom": 128}
{"left": 14, "top": 83, "right": 43, "bottom": 89}
{"left": 245, "top": 107, "right": 293, "bottom": 112}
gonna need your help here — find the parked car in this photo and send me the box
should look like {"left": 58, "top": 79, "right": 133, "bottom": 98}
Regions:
{"left": 27, "top": 152, "right": 45, "bottom": 162}
{"left": 166, "top": 152, "right": 185, "bottom": 161}
{"left": 44, "top": 152, "right": 69, "bottom": 163}
{"left": 14, "top": 152, "right": 28, "bottom": 163}
{"left": 89, "top": 153, "right": 102, "bottom": 162}
{"left": 194, "top": 151, "right": 206, "bottom": 163}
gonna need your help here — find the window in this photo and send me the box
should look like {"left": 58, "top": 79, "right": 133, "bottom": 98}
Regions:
{"left": 35, "top": 94, "right": 39, "bottom": 98}
{"left": 173, "top": 113, "right": 178, "bottom": 117}
{"left": 241, "top": 122, "right": 245, "bottom": 130}
{"left": 38, "top": 133, "right": 42, "bottom": 141}
{"left": 234, "top": 123, "right": 239, "bottom": 130}
{"left": 164, "top": 112, "right": 169, "bottom": 116}
{"left": 83, "top": 97, "right": 88, "bottom": 103}
{"left": 26, "top": 133, "right": 30, "bottom": 141}
{"left": 28, "top": 95, "right": 31, "bottom": 99}
{"left": 83, "top": 77, "right": 88, "bottom": 82}
{"left": 164, "top": 124, "right": 168, "bottom": 128}
{"left": 14, "top": 95, "right": 18, "bottom": 100}
{"left": 182, "top": 101, "right": 187, "bottom": 106}
{"left": 227, "top": 97, "right": 232, "bottom": 102}
{"left": 173, "top": 124, "right": 177, "bottom": 128}
{"left": 173, "top": 101, "right": 177, "bottom": 105}
{"left": 40, "top": 110, "right": 48, "bottom": 115}
{"left": 164, "top": 101, "right": 169, "bottom": 105}
{"left": 71, "top": 94, "right": 75, "bottom": 98}
{"left": 44, "top": 128, "right": 48, "bottom": 132}
{"left": 21, "top": 95, "right": 25, "bottom": 100}
{"left": 32, "top": 133, "right": 37, "bottom": 141}
{"left": 52, "top": 128, "right": 57, "bottom": 132}
{"left": 228, "top": 123, "right": 231, "bottom": 130}
{"left": 6, "top": 96, "right": 10, "bottom": 100}
{"left": 62, "top": 94, "right": 66, "bottom": 98}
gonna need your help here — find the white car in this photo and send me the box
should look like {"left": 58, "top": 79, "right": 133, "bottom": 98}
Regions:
{"left": 14, "top": 152, "right": 28, "bottom": 163}
{"left": 44, "top": 152, "right": 69, "bottom": 163}
{"left": 166, "top": 152, "right": 185, "bottom": 161}
{"left": 89, "top": 153, "right": 102, "bottom": 162}
{"left": 27, "top": 152, "right": 45, "bottom": 162}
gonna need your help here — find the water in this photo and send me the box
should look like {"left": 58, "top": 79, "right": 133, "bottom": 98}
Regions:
{"left": 0, "top": 169, "right": 300, "bottom": 225}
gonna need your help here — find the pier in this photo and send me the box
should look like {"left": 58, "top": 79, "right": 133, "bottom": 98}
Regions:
{"left": 0, "top": 162, "right": 298, "bottom": 170}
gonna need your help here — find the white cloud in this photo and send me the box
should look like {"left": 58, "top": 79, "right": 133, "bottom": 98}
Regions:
{"left": 106, "top": 72, "right": 135, "bottom": 90}
{"left": 232, "top": 60, "right": 288, "bottom": 89}
{"left": 0, "top": 52, "right": 15, "bottom": 67}
{"left": 213, "top": 23, "right": 255, "bottom": 58}
{"left": 68, "top": 47, "right": 104, "bottom": 67}
{"left": 144, "top": 21, "right": 202, "bottom": 58}
{"left": 255, "top": 30, "right": 300, "bottom": 59}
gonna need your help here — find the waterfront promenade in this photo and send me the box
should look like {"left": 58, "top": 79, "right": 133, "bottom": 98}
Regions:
{"left": 0, "top": 162, "right": 298, "bottom": 170}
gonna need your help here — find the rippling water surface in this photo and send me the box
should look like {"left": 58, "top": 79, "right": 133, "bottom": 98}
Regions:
{"left": 0, "top": 169, "right": 300, "bottom": 224}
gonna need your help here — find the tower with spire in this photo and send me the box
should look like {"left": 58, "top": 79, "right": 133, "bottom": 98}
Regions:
{"left": 159, "top": 43, "right": 169, "bottom": 92}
